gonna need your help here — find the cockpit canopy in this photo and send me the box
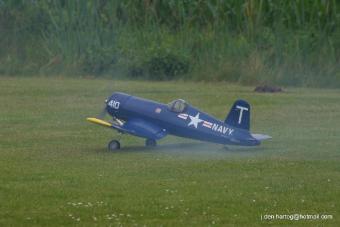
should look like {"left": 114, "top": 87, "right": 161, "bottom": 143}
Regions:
{"left": 167, "top": 99, "right": 187, "bottom": 113}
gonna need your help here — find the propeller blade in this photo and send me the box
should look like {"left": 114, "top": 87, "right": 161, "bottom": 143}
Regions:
{"left": 97, "top": 106, "right": 107, "bottom": 119}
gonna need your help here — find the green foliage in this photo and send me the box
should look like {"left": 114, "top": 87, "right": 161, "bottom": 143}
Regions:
{"left": 145, "top": 53, "right": 189, "bottom": 80}
{"left": 0, "top": 0, "right": 339, "bottom": 86}
{"left": 39, "top": 0, "right": 118, "bottom": 75}
{"left": 0, "top": 0, "right": 49, "bottom": 74}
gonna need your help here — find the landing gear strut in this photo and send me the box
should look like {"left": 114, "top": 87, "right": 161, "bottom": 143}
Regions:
{"left": 145, "top": 138, "right": 157, "bottom": 147}
{"left": 108, "top": 140, "right": 120, "bottom": 151}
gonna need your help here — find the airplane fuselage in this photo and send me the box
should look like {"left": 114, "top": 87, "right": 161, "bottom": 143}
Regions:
{"left": 106, "top": 92, "right": 259, "bottom": 146}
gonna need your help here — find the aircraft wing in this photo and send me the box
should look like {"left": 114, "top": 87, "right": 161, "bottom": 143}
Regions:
{"left": 87, "top": 117, "right": 114, "bottom": 128}
{"left": 87, "top": 117, "right": 167, "bottom": 140}
{"left": 251, "top": 133, "right": 272, "bottom": 141}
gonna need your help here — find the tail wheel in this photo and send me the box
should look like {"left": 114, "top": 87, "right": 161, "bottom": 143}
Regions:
{"left": 108, "top": 140, "right": 120, "bottom": 151}
{"left": 145, "top": 138, "right": 157, "bottom": 147}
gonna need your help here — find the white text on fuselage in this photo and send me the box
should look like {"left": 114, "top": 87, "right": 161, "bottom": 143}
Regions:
{"left": 108, "top": 100, "right": 120, "bottom": 109}
{"left": 212, "top": 124, "right": 234, "bottom": 136}
{"left": 177, "top": 113, "right": 234, "bottom": 136}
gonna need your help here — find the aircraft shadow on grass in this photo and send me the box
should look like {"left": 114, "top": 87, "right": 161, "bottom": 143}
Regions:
{"left": 94, "top": 141, "right": 265, "bottom": 154}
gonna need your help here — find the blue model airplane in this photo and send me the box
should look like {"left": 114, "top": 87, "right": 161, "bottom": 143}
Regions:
{"left": 87, "top": 92, "right": 271, "bottom": 150}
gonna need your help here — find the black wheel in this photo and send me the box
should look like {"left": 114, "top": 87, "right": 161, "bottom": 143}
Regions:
{"left": 108, "top": 140, "right": 120, "bottom": 151}
{"left": 145, "top": 138, "right": 157, "bottom": 147}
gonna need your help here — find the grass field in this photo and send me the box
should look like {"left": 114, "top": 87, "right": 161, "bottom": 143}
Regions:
{"left": 0, "top": 77, "right": 339, "bottom": 226}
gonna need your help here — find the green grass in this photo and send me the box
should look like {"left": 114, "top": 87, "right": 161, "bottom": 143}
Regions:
{"left": 0, "top": 77, "right": 339, "bottom": 226}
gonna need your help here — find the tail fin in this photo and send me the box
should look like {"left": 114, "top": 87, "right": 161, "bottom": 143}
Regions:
{"left": 224, "top": 100, "right": 250, "bottom": 130}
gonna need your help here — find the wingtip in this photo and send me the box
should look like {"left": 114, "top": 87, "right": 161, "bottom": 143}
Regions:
{"left": 86, "top": 117, "right": 112, "bottom": 127}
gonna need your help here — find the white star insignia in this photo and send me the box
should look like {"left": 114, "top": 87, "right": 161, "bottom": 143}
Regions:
{"left": 188, "top": 113, "right": 203, "bottom": 128}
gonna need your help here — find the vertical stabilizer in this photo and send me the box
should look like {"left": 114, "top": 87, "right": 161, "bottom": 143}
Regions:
{"left": 224, "top": 100, "right": 250, "bottom": 130}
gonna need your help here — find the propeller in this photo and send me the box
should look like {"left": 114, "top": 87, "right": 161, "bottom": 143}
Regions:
{"left": 97, "top": 106, "right": 108, "bottom": 119}
{"left": 97, "top": 99, "right": 108, "bottom": 119}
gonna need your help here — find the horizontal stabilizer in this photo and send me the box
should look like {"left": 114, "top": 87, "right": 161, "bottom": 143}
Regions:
{"left": 87, "top": 117, "right": 112, "bottom": 127}
{"left": 251, "top": 134, "right": 272, "bottom": 141}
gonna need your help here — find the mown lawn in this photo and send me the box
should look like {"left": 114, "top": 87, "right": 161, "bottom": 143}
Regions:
{"left": 0, "top": 77, "right": 339, "bottom": 226}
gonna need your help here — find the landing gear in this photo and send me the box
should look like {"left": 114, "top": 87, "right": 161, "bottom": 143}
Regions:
{"left": 107, "top": 138, "right": 156, "bottom": 150}
{"left": 145, "top": 138, "right": 157, "bottom": 147}
{"left": 108, "top": 140, "right": 120, "bottom": 151}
